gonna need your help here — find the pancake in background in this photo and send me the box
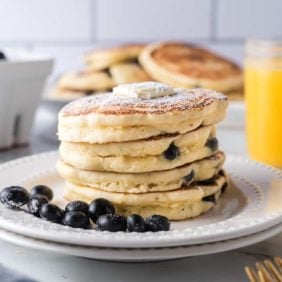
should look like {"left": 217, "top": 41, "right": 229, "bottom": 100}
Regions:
{"left": 84, "top": 44, "right": 146, "bottom": 71}
{"left": 139, "top": 42, "right": 243, "bottom": 93}
{"left": 57, "top": 70, "right": 114, "bottom": 92}
{"left": 109, "top": 62, "right": 152, "bottom": 84}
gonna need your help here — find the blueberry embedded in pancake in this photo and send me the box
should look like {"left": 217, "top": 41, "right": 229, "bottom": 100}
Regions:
{"left": 205, "top": 137, "right": 219, "bottom": 152}
{"left": 163, "top": 143, "right": 180, "bottom": 160}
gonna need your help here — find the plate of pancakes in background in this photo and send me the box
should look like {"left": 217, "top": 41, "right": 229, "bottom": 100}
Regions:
{"left": 46, "top": 41, "right": 245, "bottom": 130}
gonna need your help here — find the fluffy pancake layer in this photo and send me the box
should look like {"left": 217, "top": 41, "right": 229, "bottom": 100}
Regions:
{"left": 139, "top": 42, "right": 243, "bottom": 92}
{"left": 57, "top": 151, "right": 225, "bottom": 193}
{"left": 58, "top": 88, "right": 228, "bottom": 143}
{"left": 59, "top": 125, "right": 218, "bottom": 172}
{"left": 64, "top": 172, "right": 227, "bottom": 220}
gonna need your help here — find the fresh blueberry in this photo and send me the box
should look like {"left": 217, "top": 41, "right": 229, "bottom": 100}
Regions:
{"left": 62, "top": 211, "right": 90, "bottom": 229}
{"left": 0, "top": 51, "right": 6, "bottom": 60}
{"left": 127, "top": 214, "right": 146, "bottom": 232}
{"left": 40, "top": 203, "right": 63, "bottom": 224}
{"left": 0, "top": 186, "right": 29, "bottom": 208}
{"left": 88, "top": 198, "right": 115, "bottom": 223}
{"left": 183, "top": 170, "right": 195, "bottom": 186}
{"left": 145, "top": 215, "right": 170, "bottom": 232}
{"left": 28, "top": 195, "right": 48, "bottom": 217}
{"left": 197, "top": 178, "right": 216, "bottom": 185}
{"left": 163, "top": 143, "right": 180, "bottom": 160}
{"left": 205, "top": 138, "right": 218, "bottom": 151}
{"left": 96, "top": 214, "right": 127, "bottom": 232}
{"left": 30, "top": 185, "right": 53, "bottom": 201}
{"left": 65, "top": 201, "right": 89, "bottom": 214}
{"left": 221, "top": 182, "right": 228, "bottom": 194}
{"left": 202, "top": 194, "right": 216, "bottom": 203}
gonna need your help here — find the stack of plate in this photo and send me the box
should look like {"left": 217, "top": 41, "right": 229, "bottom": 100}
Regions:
{"left": 0, "top": 152, "right": 281, "bottom": 262}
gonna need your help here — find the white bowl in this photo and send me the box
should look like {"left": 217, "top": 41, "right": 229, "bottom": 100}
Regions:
{"left": 0, "top": 54, "right": 53, "bottom": 149}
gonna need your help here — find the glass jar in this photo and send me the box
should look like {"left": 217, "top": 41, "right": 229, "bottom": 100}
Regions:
{"left": 245, "top": 39, "right": 282, "bottom": 167}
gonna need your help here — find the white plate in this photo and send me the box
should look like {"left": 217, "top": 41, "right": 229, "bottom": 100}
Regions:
{"left": 0, "top": 152, "right": 281, "bottom": 248}
{"left": 0, "top": 224, "right": 280, "bottom": 262}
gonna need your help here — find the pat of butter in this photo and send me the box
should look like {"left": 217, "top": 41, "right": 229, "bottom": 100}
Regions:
{"left": 113, "top": 81, "right": 176, "bottom": 99}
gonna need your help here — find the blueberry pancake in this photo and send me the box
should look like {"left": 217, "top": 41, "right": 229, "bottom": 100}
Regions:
{"left": 64, "top": 171, "right": 228, "bottom": 220}
{"left": 57, "top": 151, "right": 225, "bottom": 193}
{"left": 59, "top": 125, "right": 218, "bottom": 172}
{"left": 58, "top": 83, "right": 228, "bottom": 143}
{"left": 139, "top": 42, "right": 243, "bottom": 93}
{"left": 57, "top": 82, "right": 229, "bottom": 221}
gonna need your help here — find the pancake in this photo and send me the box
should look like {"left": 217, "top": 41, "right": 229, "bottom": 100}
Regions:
{"left": 59, "top": 126, "right": 219, "bottom": 173}
{"left": 57, "top": 70, "right": 114, "bottom": 92}
{"left": 139, "top": 42, "right": 243, "bottom": 92}
{"left": 58, "top": 88, "right": 228, "bottom": 143}
{"left": 49, "top": 87, "right": 87, "bottom": 100}
{"left": 84, "top": 44, "right": 145, "bottom": 71}
{"left": 64, "top": 172, "right": 228, "bottom": 220}
{"left": 109, "top": 62, "right": 151, "bottom": 84}
{"left": 57, "top": 151, "right": 225, "bottom": 193}
{"left": 60, "top": 123, "right": 214, "bottom": 158}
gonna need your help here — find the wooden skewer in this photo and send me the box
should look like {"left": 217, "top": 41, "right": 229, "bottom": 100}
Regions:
{"left": 274, "top": 257, "right": 282, "bottom": 271}
{"left": 256, "top": 262, "right": 273, "bottom": 281}
{"left": 258, "top": 270, "right": 266, "bottom": 282}
{"left": 264, "top": 259, "right": 282, "bottom": 281}
{"left": 245, "top": 266, "right": 258, "bottom": 282}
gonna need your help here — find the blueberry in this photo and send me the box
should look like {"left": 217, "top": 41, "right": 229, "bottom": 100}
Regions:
{"left": 221, "top": 182, "right": 228, "bottom": 194}
{"left": 0, "top": 186, "right": 29, "bottom": 208}
{"left": 202, "top": 194, "right": 216, "bottom": 203}
{"left": 28, "top": 195, "right": 48, "bottom": 217}
{"left": 40, "top": 203, "right": 63, "bottom": 224}
{"left": 88, "top": 198, "right": 115, "bottom": 223}
{"left": 145, "top": 215, "right": 170, "bottom": 232}
{"left": 127, "top": 214, "right": 146, "bottom": 233}
{"left": 30, "top": 185, "right": 53, "bottom": 201}
{"left": 163, "top": 143, "right": 180, "bottom": 160}
{"left": 96, "top": 214, "right": 127, "bottom": 232}
{"left": 63, "top": 211, "right": 90, "bottom": 229}
{"left": 205, "top": 138, "right": 218, "bottom": 151}
{"left": 65, "top": 201, "right": 89, "bottom": 214}
{"left": 197, "top": 178, "right": 216, "bottom": 185}
{"left": 0, "top": 51, "right": 6, "bottom": 60}
{"left": 183, "top": 170, "right": 195, "bottom": 186}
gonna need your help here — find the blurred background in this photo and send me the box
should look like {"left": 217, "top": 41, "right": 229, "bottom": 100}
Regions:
{"left": 1, "top": 0, "right": 281, "bottom": 78}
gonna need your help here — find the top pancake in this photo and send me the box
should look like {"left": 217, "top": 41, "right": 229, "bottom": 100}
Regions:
{"left": 139, "top": 42, "right": 243, "bottom": 92}
{"left": 58, "top": 87, "right": 228, "bottom": 143}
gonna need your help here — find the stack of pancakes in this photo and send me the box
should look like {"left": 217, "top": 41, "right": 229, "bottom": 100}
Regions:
{"left": 50, "top": 42, "right": 243, "bottom": 101}
{"left": 57, "top": 82, "right": 229, "bottom": 220}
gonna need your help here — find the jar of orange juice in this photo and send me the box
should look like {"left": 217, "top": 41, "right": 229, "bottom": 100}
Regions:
{"left": 245, "top": 39, "right": 282, "bottom": 167}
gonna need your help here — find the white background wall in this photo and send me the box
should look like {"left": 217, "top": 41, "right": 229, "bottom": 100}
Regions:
{"left": 1, "top": 0, "right": 281, "bottom": 77}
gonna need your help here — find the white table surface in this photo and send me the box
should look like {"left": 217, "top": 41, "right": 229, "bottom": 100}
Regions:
{"left": 0, "top": 103, "right": 281, "bottom": 282}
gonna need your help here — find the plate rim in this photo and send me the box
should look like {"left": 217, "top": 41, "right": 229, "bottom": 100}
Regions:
{"left": 0, "top": 223, "right": 280, "bottom": 262}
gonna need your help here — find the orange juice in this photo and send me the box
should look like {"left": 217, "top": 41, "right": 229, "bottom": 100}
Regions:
{"left": 245, "top": 40, "right": 282, "bottom": 167}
